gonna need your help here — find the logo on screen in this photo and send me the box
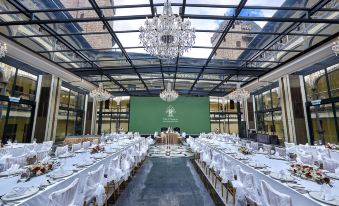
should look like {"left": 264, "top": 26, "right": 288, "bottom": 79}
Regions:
{"left": 166, "top": 105, "right": 176, "bottom": 118}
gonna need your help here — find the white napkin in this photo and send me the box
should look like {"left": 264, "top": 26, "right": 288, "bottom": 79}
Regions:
{"left": 320, "top": 184, "right": 334, "bottom": 201}
{"left": 275, "top": 151, "right": 280, "bottom": 157}
{"left": 335, "top": 167, "right": 339, "bottom": 176}
{"left": 41, "top": 156, "right": 50, "bottom": 164}
{"left": 3, "top": 164, "right": 20, "bottom": 175}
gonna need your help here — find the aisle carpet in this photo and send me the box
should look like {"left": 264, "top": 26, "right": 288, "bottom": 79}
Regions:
{"left": 114, "top": 157, "right": 216, "bottom": 206}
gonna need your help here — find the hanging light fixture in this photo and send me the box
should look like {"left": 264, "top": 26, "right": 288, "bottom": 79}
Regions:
{"left": 89, "top": 83, "right": 111, "bottom": 102}
{"left": 226, "top": 84, "right": 250, "bottom": 102}
{"left": 0, "top": 41, "right": 8, "bottom": 58}
{"left": 160, "top": 82, "right": 179, "bottom": 102}
{"left": 332, "top": 36, "right": 339, "bottom": 56}
{"left": 139, "top": 0, "right": 196, "bottom": 60}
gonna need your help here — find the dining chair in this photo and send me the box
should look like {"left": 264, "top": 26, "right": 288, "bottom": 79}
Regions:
{"left": 275, "top": 147, "right": 286, "bottom": 158}
{"left": 299, "top": 154, "right": 314, "bottom": 165}
{"left": 82, "top": 141, "right": 91, "bottom": 149}
{"left": 250, "top": 142, "right": 259, "bottom": 151}
{"left": 55, "top": 145, "right": 68, "bottom": 157}
{"left": 92, "top": 139, "right": 99, "bottom": 145}
{"left": 4, "top": 154, "right": 27, "bottom": 169}
{"left": 71, "top": 143, "right": 82, "bottom": 152}
{"left": 263, "top": 144, "right": 272, "bottom": 154}
{"left": 323, "top": 157, "right": 339, "bottom": 173}
{"left": 260, "top": 180, "right": 292, "bottom": 206}
{"left": 36, "top": 150, "right": 49, "bottom": 162}
{"left": 48, "top": 178, "right": 80, "bottom": 206}
{"left": 83, "top": 164, "right": 106, "bottom": 206}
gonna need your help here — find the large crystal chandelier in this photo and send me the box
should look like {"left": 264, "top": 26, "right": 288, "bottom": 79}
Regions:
{"left": 160, "top": 82, "right": 179, "bottom": 102}
{"left": 89, "top": 83, "right": 111, "bottom": 102}
{"left": 139, "top": 0, "right": 196, "bottom": 60}
{"left": 226, "top": 85, "right": 250, "bottom": 102}
{"left": 332, "top": 37, "right": 339, "bottom": 56}
{"left": 0, "top": 41, "right": 7, "bottom": 58}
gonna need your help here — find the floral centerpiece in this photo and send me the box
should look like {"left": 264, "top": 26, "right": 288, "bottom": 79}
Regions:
{"left": 325, "top": 143, "right": 339, "bottom": 150}
{"left": 290, "top": 163, "right": 331, "bottom": 185}
{"left": 91, "top": 145, "right": 104, "bottom": 154}
{"left": 20, "top": 163, "right": 54, "bottom": 180}
{"left": 239, "top": 147, "right": 251, "bottom": 155}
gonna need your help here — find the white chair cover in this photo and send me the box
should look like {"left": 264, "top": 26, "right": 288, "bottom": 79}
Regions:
{"left": 83, "top": 165, "right": 105, "bottom": 206}
{"left": 82, "top": 141, "right": 91, "bottom": 149}
{"left": 323, "top": 157, "right": 339, "bottom": 173}
{"left": 48, "top": 178, "right": 80, "bottom": 206}
{"left": 5, "top": 154, "right": 27, "bottom": 169}
{"left": 92, "top": 139, "right": 99, "bottom": 145}
{"left": 71, "top": 143, "right": 82, "bottom": 152}
{"left": 55, "top": 145, "right": 68, "bottom": 157}
{"left": 107, "top": 156, "right": 124, "bottom": 182}
{"left": 36, "top": 150, "right": 49, "bottom": 162}
{"left": 261, "top": 180, "right": 292, "bottom": 206}
{"left": 299, "top": 154, "right": 313, "bottom": 165}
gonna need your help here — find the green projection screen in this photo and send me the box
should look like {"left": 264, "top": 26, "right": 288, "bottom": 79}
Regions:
{"left": 129, "top": 96, "right": 210, "bottom": 134}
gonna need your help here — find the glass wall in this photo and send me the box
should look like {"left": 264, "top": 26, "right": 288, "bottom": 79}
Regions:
{"left": 97, "top": 97, "right": 130, "bottom": 134}
{"left": 55, "top": 84, "right": 86, "bottom": 142}
{"left": 0, "top": 62, "right": 38, "bottom": 143}
{"left": 210, "top": 97, "right": 240, "bottom": 134}
{"left": 304, "top": 63, "right": 339, "bottom": 144}
{"left": 254, "top": 84, "right": 284, "bottom": 141}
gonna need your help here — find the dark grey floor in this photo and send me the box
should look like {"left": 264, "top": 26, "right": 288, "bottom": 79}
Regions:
{"left": 114, "top": 157, "right": 216, "bottom": 206}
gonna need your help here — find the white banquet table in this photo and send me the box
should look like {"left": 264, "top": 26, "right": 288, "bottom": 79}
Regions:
{"left": 0, "top": 138, "right": 146, "bottom": 206}
{"left": 193, "top": 138, "right": 339, "bottom": 206}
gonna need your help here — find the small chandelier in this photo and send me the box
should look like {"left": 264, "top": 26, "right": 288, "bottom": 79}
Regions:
{"left": 332, "top": 37, "right": 339, "bottom": 56}
{"left": 90, "top": 83, "right": 111, "bottom": 102}
{"left": 226, "top": 85, "right": 250, "bottom": 102}
{"left": 160, "top": 82, "right": 178, "bottom": 102}
{"left": 139, "top": 0, "right": 196, "bottom": 60}
{"left": 0, "top": 41, "right": 8, "bottom": 58}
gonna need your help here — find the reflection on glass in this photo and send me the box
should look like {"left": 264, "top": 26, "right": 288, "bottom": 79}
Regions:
{"left": 304, "top": 69, "right": 328, "bottom": 101}
{"left": 327, "top": 64, "right": 339, "bottom": 98}
{"left": 0, "top": 63, "right": 16, "bottom": 96}
{"left": 5, "top": 103, "right": 32, "bottom": 143}
{"left": 310, "top": 104, "right": 337, "bottom": 144}
{"left": 14, "top": 69, "right": 37, "bottom": 101}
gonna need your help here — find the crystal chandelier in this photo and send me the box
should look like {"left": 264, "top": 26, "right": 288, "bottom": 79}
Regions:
{"left": 89, "top": 83, "right": 111, "bottom": 102}
{"left": 139, "top": 0, "right": 196, "bottom": 60}
{"left": 0, "top": 41, "right": 7, "bottom": 58}
{"left": 160, "top": 82, "right": 179, "bottom": 102}
{"left": 332, "top": 37, "right": 339, "bottom": 56}
{"left": 226, "top": 85, "right": 250, "bottom": 102}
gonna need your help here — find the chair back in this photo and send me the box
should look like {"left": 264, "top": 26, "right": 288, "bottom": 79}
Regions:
{"left": 48, "top": 178, "right": 79, "bottom": 206}
{"left": 323, "top": 157, "right": 339, "bottom": 173}
{"left": 82, "top": 141, "right": 91, "bottom": 149}
{"left": 55, "top": 145, "right": 68, "bottom": 157}
{"left": 261, "top": 180, "right": 292, "bottom": 206}
{"left": 72, "top": 143, "right": 82, "bottom": 152}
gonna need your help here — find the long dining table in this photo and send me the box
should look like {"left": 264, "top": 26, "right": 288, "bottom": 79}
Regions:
{"left": 0, "top": 138, "right": 146, "bottom": 206}
{"left": 193, "top": 138, "right": 339, "bottom": 206}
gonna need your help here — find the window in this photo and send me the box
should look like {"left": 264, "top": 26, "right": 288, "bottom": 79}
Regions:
{"left": 55, "top": 84, "right": 86, "bottom": 142}
{"left": 236, "top": 41, "right": 241, "bottom": 48}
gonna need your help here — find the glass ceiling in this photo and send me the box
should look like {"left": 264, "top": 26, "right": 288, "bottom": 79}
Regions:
{"left": 0, "top": 0, "right": 338, "bottom": 96}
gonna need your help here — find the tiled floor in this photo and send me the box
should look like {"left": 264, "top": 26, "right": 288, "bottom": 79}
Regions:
{"left": 114, "top": 157, "right": 216, "bottom": 206}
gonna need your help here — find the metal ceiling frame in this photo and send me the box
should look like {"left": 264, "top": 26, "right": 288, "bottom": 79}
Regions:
{"left": 0, "top": 0, "right": 337, "bottom": 96}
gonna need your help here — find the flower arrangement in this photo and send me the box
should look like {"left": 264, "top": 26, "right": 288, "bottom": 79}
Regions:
{"left": 325, "top": 143, "right": 339, "bottom": 150}
{"left": 239, "top": 147, "right": 251, "bottom": 155}
{"left": 290, "top": 163, "right": 331, "bottom": 185}
{"left": 20, "top": 163, "right": 54, "bottom": 180}
{"left": 91, "top": 145, "right": 104, "bottom": 154}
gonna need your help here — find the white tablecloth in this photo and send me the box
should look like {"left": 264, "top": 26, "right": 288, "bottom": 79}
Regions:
{"left": 0, "top": 138, "right": 146, "bottom": 206}
{"left": 194, "top": 139, "right": 339, "bottom": 206}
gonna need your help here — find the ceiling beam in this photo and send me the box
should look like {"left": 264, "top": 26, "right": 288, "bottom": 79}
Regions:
{"left": 7, "top": 0, "right": 129, "bottom": 94}
{"left": 88, "top": 0, "right": 150, "bottom": 94}
{"left": 189, "top": 0, "right": 247, "bottom": 94}
{"left": 1, "top": 14, "right": 338, "bottom": 26}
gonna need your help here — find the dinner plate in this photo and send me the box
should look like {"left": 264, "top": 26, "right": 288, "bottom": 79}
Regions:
{"left": 0, "top": 170, "right": 21, "bottom": 177}
{"left": 76, "top": 161, "right": 94, "bottom": 167}
{"left": 326, "top": 173, "right": 339, "bottom": 180}
{"left": 309, "top": 191, "right": 339, "bottom": 206}
{"left": 50, "top": 170, "right": 73, "bottom": 179}
{"left": 249, "top": 162, "right": 267, "bottom": 169}
{"left": 75, "top": 149, "right": 86, "bottom": 153}
{"left": 270, "top": 172, "right": 294, "bottom": 182}
{"left": 2, "top": 187, "right": 39, "bottom": 201}
{"left": 58, "top": 153, "right": 74, "bottom": 158}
